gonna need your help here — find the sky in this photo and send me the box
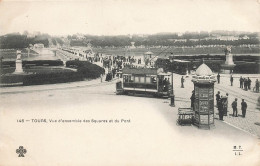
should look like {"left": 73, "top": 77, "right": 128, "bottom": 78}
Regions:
{"left": 0, "top": 0, "right": 260, "bottom": 36}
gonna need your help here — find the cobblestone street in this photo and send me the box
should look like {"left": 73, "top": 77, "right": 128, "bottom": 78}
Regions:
{"left": 173, "top": 73, "right": 260, "bottom": 137}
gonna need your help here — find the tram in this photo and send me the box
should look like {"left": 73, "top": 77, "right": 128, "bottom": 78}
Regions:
{"left": 116, "top": 67, "right": 172, "bottom": 98}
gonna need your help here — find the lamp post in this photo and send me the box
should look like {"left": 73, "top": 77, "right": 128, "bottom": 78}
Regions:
{"left": 170, "top": 53, "right": 175, "bottom": 107}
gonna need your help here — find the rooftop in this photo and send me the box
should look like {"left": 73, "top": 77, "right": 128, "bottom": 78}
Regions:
{"left": 195, "top": 63, "right": 213, "bottom": 76}
{"left": 122, "top": 67, "right": 163, "bottom": 75}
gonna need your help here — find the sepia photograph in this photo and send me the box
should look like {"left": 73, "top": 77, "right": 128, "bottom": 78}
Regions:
{"left": 0, "top": 0, "right": 260, "bottom": 165}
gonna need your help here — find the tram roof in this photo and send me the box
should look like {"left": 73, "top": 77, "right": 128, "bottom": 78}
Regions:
{"left": 122, "top": 68, "right": 164, "bottom": 75}
{"left": 173, "top": 59, "right": 190, "bottom": 63}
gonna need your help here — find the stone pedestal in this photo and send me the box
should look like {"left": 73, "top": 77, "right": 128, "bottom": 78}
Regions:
{"left": 221, "top": 46, "right": 236, "bottom": 74}
{"left": 14, "top": 59, "right": 23, "bottom": 73}
{"left": 14, "top": 50, "right": 24, "bottom": 74}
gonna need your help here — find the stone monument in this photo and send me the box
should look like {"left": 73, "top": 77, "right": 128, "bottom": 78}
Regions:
{"left": 14, "top": 50, "right": 24, "bottom": 73}
{"left": 221, "top": 46, "right": 236, "bottom": 74}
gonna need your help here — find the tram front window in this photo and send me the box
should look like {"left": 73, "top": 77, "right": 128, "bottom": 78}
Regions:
{"left": 130, "top": 76, "right": 134, "bottom": 82}
{"left": 151, "top": 76, "right": 156, "bottom": 83}
{"left": 159, "top": 76, "right": 170, "bottom": 92}
{"left": 123, "top": 75, "right": 131, "bottom": 82}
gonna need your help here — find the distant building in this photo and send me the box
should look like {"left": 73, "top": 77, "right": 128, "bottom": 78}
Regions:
{"left": 27, "top": 34, "right": 35, "bottom": 38}
{"left": 177, "top": 33, "right": 183, "bottom": 37}
{"left": 75, "top": 33, "right": 85, "bottom": 40}
{"left": 189, "top": 39, "right": 200, "bottom": 42}
{"left": 239, "top": 35, "right": 250, "bottom": 40}
{"left": 34, "top": 43, "right": 44, "bottom": 49}
{"left": 203, "top": 35, "right": 239, "bottom": 41}
{"left": 174, "top": 39, "right": 187, "bottom": 42}
{"left": 219, "top": 36, "right": 239, "bottom": 41}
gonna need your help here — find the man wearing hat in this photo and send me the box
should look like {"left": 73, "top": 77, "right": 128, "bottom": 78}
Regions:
{"left": 190, "top": 90, "right": 195, "bottom": 110}
{"left": 232, "top": 98, "right": 238, "bottom": 117}
{"left": 241, "top": 99, "right": 247, "bottom": 118}
{"left": 216, "top": 91, "right": 220, "bottom": 107}
{"left": 218, "top": 96, "right": 224, "bottom": 120}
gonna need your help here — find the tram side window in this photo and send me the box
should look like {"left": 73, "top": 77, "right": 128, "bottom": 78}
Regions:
{"left": 140, "top": 77, "right": 145, "bottom": 83}
{"left": 146, "top": 77, "right": 151, "bottom": 84}
{"left": 134, "top": 76, "right": 139, "bottom": 83}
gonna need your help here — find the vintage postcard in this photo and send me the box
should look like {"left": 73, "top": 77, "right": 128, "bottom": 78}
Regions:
{"left": 0, "top": 0, "right": 260, "bottom": 165}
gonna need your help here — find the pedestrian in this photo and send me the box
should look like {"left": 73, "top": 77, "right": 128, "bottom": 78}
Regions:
{"left": 181, "top": 76, "right": 185, "bottom": 88}
{"left": 190, "top": 90, "right": 195, "bottom": 110}
{"left": 222, "top": 96, "right": 228, "bottom": 116}
{"left": 105, "top": 73, "right": 109, "bottom": 81}
{"left": 100, "top": 74, "right": 103, "bottom": 83}
{"left": 244, "top": 78, "right": 248, "bottom": 91}
{"left": 241, "top": 99, "right": 247, "bottom": 118}
{"left": 256, "top": 79, "right": 259, "bottom": 93}
{"left": 218, "top": 96, "right": 224, "bottom": 121}
{"left": 240, "top": 76, "right": 243, "bottom": 88}
{"left": 232, "top": 98, "right": 238, "bottom": 117}
{"left": 216, "top": 91, "right": 220, "bottom": 106}
{"left": 230, "top": 75, "right": 233, "bottom": 86}
{"left": 247, "top": 77, "right": 251, "bottom": 90}
{"left": 217, "top": 73, "right": 220, "bottom": 84}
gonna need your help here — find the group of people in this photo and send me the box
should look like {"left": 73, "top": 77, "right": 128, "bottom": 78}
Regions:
{"left": 215, "top": 91, "right": 228, "bottom": 120}
{"left": 215, "top": 91, "right": 248, "bottom": 120}
{"left": 231, "top": 98, "right": 247, "bottom": 118}
{"left": 239, "top": 76, "right": 252, "bottom": 91}
{"left": 218, "top": 73, "right": 259, "bottom": 93}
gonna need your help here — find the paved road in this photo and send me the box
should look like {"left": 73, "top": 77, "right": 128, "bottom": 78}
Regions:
{"left": 0, "top": 74, "right": 260, "bottom": 165}
{"left": 173, "top": 73, "right": 260, "bottom": 137}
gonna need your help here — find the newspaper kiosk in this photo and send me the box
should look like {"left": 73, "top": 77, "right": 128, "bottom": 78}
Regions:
{"left": 192, "top": 63, "right": 216, "bottom": 129}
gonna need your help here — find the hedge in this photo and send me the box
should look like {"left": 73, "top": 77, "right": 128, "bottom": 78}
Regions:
{"left": 23, "top": 72, "right": 83, "bottom": 85}
{"left": 66, "top": 60, "right": 105, "bottom": 79}
{"left": 23, "top": 60, "right": 63, "bottom": 66}
{"left": 1, "top": 60, "right": 105, "bottom": 86}
{"left": 0, "top": 74, "right": 24, "bottom": 84}
{"left": 1, "top": 60, "right": 63, "bottom": 67}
